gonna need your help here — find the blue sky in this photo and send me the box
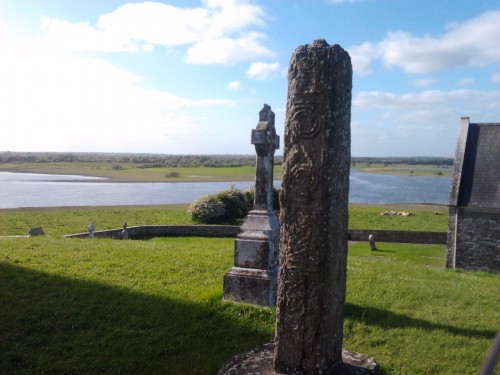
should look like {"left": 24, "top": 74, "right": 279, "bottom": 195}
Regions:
{"left": 1, "top": 0, "right": 499, "bottom": 156}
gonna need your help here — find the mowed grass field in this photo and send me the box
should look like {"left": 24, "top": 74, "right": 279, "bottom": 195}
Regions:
{"left": 0, "top": 205, "right": 498, "bottom": 375}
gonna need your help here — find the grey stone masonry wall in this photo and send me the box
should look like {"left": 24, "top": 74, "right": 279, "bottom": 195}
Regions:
{"left": 447, "top": 118, "right": 500, "bottom": 273}
{"left": 65, "top": 226, "right": 446, "bottom": 244}
{"left": 64, "top": 225, "right": 240, "bottom": 239}
{"left": 350, "top": 229, "right": 446, "bottom": 244}
{"left": 452, "top": 208, "right": 500, "bottom": 272}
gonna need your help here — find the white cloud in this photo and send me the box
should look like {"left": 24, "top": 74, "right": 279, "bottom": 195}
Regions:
{"left": 39, "top": 1, "right": 272, "bottom": 65}
{"left": 413, "top": 78, "right": 436, "bottom": 87}
{"left": 347, "top": 42, "right": 379, "bottom": 75}
{"left": 246, "top": 61, "right": 280, "bottom": 80}
{"left": 354, "top": 89, "right": 499, "bottom": 110}
{"left": 492, "top": 73, "right": 500, "bottom": 83}
{"left": 458, "top": 78, "right": 474, "bottom": 86}
{"left": 202, "top": 0, "right": 266, "bottom": 38}
{"left": 0, "top": 36, "right": 235, "bottom": 153}
{"left": 351, "top": 89, "right": 500, "bottom": 156}
{"left": 187, "top": 32, "right": 274, "bottom": 64}
{"left": 350, "top": 10, "right": 500, "bottom": 75}
{"left": 228, "top": 81, "right": 242, "bottom": 90}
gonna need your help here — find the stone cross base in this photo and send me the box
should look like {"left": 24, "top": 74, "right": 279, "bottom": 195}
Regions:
{"left": 223, "top": 268, "right": 274, "bottom": 306}
{"left": 223, "top": 210, "right": 279, "bottom": 307}
{"left": 217, "top": 343, "right": 380, "bottom": 375}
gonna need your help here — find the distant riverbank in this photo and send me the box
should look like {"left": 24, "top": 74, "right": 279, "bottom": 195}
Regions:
{"left": 0, "top": 162, "right": 452, "bottom": 183}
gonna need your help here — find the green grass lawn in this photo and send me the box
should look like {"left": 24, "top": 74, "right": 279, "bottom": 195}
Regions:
{"left": 0, "top": 205, "right": 498, "bottom": 375}
{"left": 0, "top": 204, "right": 449, "bottom": 237}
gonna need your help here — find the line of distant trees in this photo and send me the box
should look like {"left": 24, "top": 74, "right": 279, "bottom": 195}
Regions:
{"left": 0, "top": 152, "right": 261, "bottom": 167}
{"left": 0, "top": 152, "right": 453, "bottom": 167}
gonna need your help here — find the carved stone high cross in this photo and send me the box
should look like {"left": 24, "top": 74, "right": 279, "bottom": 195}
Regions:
{"left": 251, "top": 104, "right": 280, "bottom": 211}
{"left": 222, "top": 104, "right": 280, "bottom": 307}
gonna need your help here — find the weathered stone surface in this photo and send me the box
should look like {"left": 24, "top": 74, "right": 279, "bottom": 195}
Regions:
{"left": 447, "top": 117, "right": 500, "bottom": 273}
{"left": 348, "top": 229, "right": 446, "bottom": 244}
{"left": 218, "top": 343, "right": 380, "bottom": 375}
{"left": 273, "top": 39, "right": 352, "bottom": 373}
{"left": 448, "top": 207, "right": 500, "bottom": 272}
{"left": 29, "top": 227, "right": 44, "bottom": 236}
{"left": 64, "top": 225, "right": 241, "bottom": 239}
{"left": 223, "top": 268, "right": 274, "bottom": 306}
{"left": 223, "top": 104, "right": 280, "bottom": 307}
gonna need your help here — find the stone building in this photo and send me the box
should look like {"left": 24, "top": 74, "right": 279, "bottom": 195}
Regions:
{"left": 447, "top": 117, "right": 500, "bottom": 273}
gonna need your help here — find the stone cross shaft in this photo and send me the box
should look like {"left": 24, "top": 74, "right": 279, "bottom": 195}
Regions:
{"left": 251, "top": 104, "right": 280, "bottom": 212}
{"left": 274, "top": 40, "right": 352, "bottom": 374}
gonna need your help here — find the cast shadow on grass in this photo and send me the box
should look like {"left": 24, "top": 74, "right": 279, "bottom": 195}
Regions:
{"left": 369, "top": 248, "right": 396, "bottom": 253}
{"left": 0, "top": 262, "right": 270, "bottom": 375}
{"left": 345, "top": 303, "right": 495, "bottom": 340}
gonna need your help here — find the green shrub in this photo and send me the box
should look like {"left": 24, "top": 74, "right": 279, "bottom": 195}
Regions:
{"left": 244, "top": 186, "right": 281, "bottom": 211}
{"left": 111, "top": 163, "right": 125, "bottom": 170}
{"left": 244, "top": 186, "right": 255, "bottom": 209}
{"left": 188, "top": 195, "right": 226, "bottom": 224}
{"left": 216, "top": 187, "right": 250, "bottom": 222}
{"left": 165, "top": 171, "right": 180, "bottom": 178}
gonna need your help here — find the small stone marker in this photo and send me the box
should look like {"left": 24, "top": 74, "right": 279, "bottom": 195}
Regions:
{"left": 369, "top": 234, "right": 376, "bottom": 251}
{"left": 219, "top": 40, "right": 378, "bottom": 375}
{"left": 223, "top": 104, "right": 280, "bottom": 307}
{"left": 29, "top": 227, "right": 44, "bottom": 236}
{"left": 121, "top": 222, "right": 128, "bottom": 240}
{"left": 88, "top": 222, "right": 95, "bottom": 239}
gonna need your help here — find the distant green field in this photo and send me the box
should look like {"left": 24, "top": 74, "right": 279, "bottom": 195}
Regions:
{"left": 0, "top": 162, "right": 274, "bottom": 182}
{"left": 353, "top": 163, "right": 452, "bottom": 177}
{"left": 0, "top": 204, "right": 497, "bottom": 375}
{"left": 0, "top": 161, "right": 452, "bottom": 182}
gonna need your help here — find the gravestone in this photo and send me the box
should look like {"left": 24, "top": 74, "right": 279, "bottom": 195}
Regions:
{"left": 121, "top": 222, "right": 129, "bottom": 240}
{"left": 368, "top": 234, "right": 376, "bottom": 251}
{"left": 218, "top": 40, "right": 378, "bottom": 375}
{"left": 88, "top": 222, "right": 95, "bottom": 239}
{"left": 29, "top": 227, "right": 44, "bottom": 236}
{"left": 223, "top": 104, "right": 280, "bottom": 307}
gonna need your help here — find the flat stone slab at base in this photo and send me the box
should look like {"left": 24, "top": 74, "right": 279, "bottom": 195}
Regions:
{"left": 218, "top": 343, "right": 380, "bottom": 375}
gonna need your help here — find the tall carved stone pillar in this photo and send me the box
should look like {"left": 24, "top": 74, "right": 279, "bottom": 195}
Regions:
{"left": 223, "top": 104, "right": 280, "bottom": 307}
{"left": 273, "top": 39, "right": 352, "bottom": 374}
{"left": 218, "top": 41, "right": 378, "bottom": 375}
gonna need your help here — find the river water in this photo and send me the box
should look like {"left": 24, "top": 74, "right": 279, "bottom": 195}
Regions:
{"left": 0, "top": 171, "right": 450, "bottom": 209}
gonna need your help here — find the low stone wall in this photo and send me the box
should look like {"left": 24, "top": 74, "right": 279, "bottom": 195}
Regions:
{"left": 65, "top": 225, "right": 447, "bottom": 244}
{"left": 65, "top": 225, "right": 241, "bottom": 239}
{"left": 348, "top": 229, "right": 447, "bottom": 244}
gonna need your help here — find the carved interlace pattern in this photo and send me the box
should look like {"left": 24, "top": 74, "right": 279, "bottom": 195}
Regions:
{"left": 274, "top": 40, "right": 352, "bottom": 374}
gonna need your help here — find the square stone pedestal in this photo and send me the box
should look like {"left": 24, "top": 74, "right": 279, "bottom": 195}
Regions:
{"left": 223, "top": 210, "right": 279, "bottom": 307}
{"left": 223, "top": 267, "right": 274, "bottom": 306}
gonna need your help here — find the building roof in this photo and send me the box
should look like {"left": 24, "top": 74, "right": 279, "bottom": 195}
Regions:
{"left": 449, "top": 118, "right": 500, "bottom": 209}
